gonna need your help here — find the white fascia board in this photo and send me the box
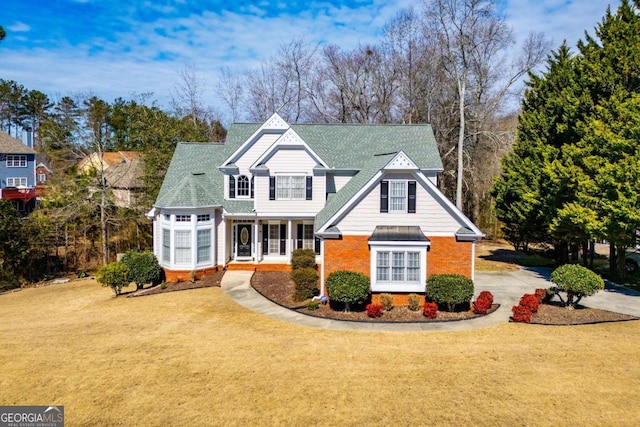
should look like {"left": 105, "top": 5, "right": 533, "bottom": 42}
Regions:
{"left": 369, "top": 240, "right": 431, "bottom": 247}
{"left": 221, "top": 113, "right": 290, "bottom": 166}
{"left": 255, "top": 212, "right": 317, "bottom": 219}
{"left": 316, "top": 169, "right": 385, "bottom": 234}
{"left": 146, "top": 207, "right": 157, "bottom": 219}
{"left": 250, "top": 128, "right": 329, "bottom": 169}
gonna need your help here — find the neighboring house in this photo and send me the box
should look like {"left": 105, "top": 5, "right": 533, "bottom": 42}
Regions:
{"left": 78, "top": 151, "right": 144, "bottom": 208}
{"left": 148, "top": 113, "right": 483, "bottom": 300}
{"left": 0, "top": 130, "right": 38, "bottom": 214}
{"left": 35, "top": 153, "right": 53, "bottom": 185}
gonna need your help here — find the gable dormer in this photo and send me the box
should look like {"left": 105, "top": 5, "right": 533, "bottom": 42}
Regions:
{"left": 250, "top": 128, "right": 329, "bottom": 171}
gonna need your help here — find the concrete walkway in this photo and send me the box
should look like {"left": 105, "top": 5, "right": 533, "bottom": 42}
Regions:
{"left": 221, "top": 268, "right": 640, "bottom": 332}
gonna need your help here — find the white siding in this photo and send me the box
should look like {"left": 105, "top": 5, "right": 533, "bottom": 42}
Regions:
{"left": 235, "top": 133, "right": 281, "bottom": 174}
{"left": 326, "top": 173, "right": 354, "bottom": 194}
{"left": 254, "top": 147, "right": 326, "bottom": 215}
{"left": 336, "top": 176, "right": 461, "bottom": 234}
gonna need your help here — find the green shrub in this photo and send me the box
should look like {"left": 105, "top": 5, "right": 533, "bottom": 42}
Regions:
{"left": 379, "top": 293, "right": 393, "bottom": 311}
{"left": 96, "top": 261, "right": 130, "bottom": 296}
{"left": 551, "top": 264, "right": 605, "bottom": 308}
{"left": 121, "top": 250, "right": 162, "bottom": 290}
{"left": 307, "top": 300, "right": 320, "bottom": 311}
{"left": 407, "top": 294, "right": 421, "bottom": 311}
{"left": 292, "top": 255, "right": 316, "bottom": 270}
{"left": 326, "top": 270, "right": 370, "bottom": 312}
{"left": 291, "top": 267, "right": 319, "bottom": 301}
{"left": 292, "top": 248, "right": 316, "bottom": 259}
{"left": 426, "top": 274, "right": 474, "bottom": 312}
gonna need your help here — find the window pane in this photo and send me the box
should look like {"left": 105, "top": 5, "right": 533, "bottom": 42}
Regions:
{"left": 376, "top": 251, "right": 389, "bottom": 281}
{"left": 197, "top": 229, "right": 211, "bottom": 263}
{"left": 237, "top": 175, "right": 249, "bottom": 196}
{"left": 276, "top": 176, "right": 290, "bottom": 199}
{"left": 269, "top": 224, "right": 280, "bottom": 254}
{"left": 175, "top": 230, "right": 191, "bottom": 264}
{"left": 392, "top": 252, "right": 405, "bottom": 281}
{"left": 407, "top": 252, "right": 420, "bottom": 282}
{"left": 390, "top": 181, "right": 406, "bottom": 212}
{"left": 291, "top": 176, "right": 305, "bottom": 199}
{"left": 162, "top": 229, "right": 170, "bottom": 262}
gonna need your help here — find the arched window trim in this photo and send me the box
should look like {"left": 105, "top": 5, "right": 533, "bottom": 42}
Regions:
{"left": 237, "top": 174, "right": 250, "bottom": 197}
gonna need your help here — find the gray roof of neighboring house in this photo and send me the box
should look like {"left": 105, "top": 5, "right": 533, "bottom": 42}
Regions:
{"left": 154, "top": 121, "right": 441, "bottom": 215}
{"left": 0, "top": 131, "right": 36, "bottom": 154}
{"left": 104, "top": 157, "right": 145, "bottom": 189}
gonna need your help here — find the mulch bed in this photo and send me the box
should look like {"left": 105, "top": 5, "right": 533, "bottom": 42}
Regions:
{"left": 252, "top": 271, "right": 639, "bottom": 325}
{"left": 129, "top": 271, "right": 224, "bottom": 297}
{"left": 251, "top": 271, "right": 497, "bottom": 323}
{"left": 528, "top": 300, "right": 639, "bottom": 325}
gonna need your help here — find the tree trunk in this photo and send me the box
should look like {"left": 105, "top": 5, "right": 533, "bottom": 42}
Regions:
{"left": 101, "top": 185, "right": 108, "bottom": 266}
{"left": 455, "top": 79, "right": 465, "bottom": 210}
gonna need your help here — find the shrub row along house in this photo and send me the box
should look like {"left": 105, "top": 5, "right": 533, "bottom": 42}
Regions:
{"left": 148, "top": 113, "right": 483, "bottom": 302}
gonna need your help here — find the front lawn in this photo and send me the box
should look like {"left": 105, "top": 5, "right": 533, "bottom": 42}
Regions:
{"left": 1, "top": 279, "right": 639, "bottom": 425}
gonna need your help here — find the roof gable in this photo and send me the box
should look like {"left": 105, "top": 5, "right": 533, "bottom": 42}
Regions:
{"left": 251, "top": 128, "right": 329, "bottom": 169}
{"left": 221, "top": 113, "right": 289, "bottom": 167}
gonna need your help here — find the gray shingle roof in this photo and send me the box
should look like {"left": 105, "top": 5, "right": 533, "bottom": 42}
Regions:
{"left": 154, "top": 121, "right": 442, "bottom": 216}
{"left": 0, "top": 131, "right": 35, "bottom": 154}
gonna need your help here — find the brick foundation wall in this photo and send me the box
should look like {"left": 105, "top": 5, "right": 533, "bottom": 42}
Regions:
{"left": 371, "top": 293, "right": 426, "bottom": 306}
{"left": 323, "top": 236, "right": 371, "bottom": 279}
{"left": 164, "top": 266, "right": 218, "bottom": 282}
{"left": 427, "top": 236, "right": 473, "bottom": 278}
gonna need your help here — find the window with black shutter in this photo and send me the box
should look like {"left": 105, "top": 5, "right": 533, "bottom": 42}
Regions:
{"left": 229, "top": 175, "right": 235, "bottom": 199}
{"left": 314, "top": 237, "right": 321, "bottom": 255}
{"left": 269, "top": 176, "right": 276, "bottom": 200}
{"left": 380, "top": 180, "right": 389, "bottom": 213}
{"left": 262, "top": 224, "right": 268, "bottom": 254}
{"left": 250, "top": 176, "right": 254, "bottom": 199}
{"left": 408, "top": 181, "right": 416, "bottom": 213}
{"left": 306, "top": 176, "right": 313, "bottom": 200}
{"left": 279, "top": 224, "right": 287, "bottom": 255}
{"left": 296, "top": 224, "right": 303, "bottom": 249}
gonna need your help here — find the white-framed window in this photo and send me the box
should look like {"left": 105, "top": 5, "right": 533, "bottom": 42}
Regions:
{"left": 162, "top": 229, "right": 171, "bottom": 263}
{"left": 6, "top": 177, "right": 27, "bottom": 187}
{"left": 371, "top": 246, "right": 427, "bottom": 292}
{"left": 268, "top": 224, "right": 280, "bottom": 254}
{"left": 175, "top": 215, "right": 191, "bottom": 222}
{"left": 389, "top": 181, "right": 406, "bottom": 212}
{"left": 7, "top": 155, "right": 27, "bottom": 168}
{"left": 197, "top": 229, "right": 211, "bottom": 263}
{"left": 174, "top": 230, "right": 192, "bottom": 264}
{"left": 37, "top": 173, "right": 46, "bottom": 183}
{"left": 164, "top": 214, "right": 171, "bottom": 221}
{"left": 197, "top": 214, "right": 211, "bottom": 222}
{"left": 276, "top": 175, "right": 305, "bottom": 200}
{"left": 303, "top": 224, "right": 314, "bottom": 250}
{"left": 237, "top": 175, "right": 250, "bottom": 197}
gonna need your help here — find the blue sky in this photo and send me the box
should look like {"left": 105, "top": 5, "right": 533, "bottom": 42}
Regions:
{"left": 1, "top": 0, "right": 621, "bottom": 121}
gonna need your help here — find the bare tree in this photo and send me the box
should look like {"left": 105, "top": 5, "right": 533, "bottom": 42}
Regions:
{"left": 424, "top": 0, "right": 548, "bottom": 211}
{"left": 171, "top": 64, "right": 209, "bottom": 126}
{"left": 218, "top": 66, "right": 244, "bottom": 123}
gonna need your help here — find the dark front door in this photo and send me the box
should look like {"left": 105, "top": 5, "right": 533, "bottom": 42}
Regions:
{"left": 237, "top": 224, "right": 252, "bottom": 257}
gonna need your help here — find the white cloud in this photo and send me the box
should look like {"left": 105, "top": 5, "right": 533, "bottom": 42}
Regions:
{"left": 8, "top": 21, "right": 31, "bottom": 32}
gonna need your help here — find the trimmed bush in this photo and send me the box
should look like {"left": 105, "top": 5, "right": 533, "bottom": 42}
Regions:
{"left": 477, "top": 291, "right": 494, "bottom": 305}
{"left": 551, "top": 264, "right": 605, "bottom": 308}
{"left": 379, "top": 293, "right": 393, "bottom": 311}
{"left": 292, "top": 255, "right": 316, "bottom": 270}
{"left": 512, "top": 305, "right": 532, "bottom": 323}
{"left": 326, "top": 270, "right": 370, "bottom": 312}
{"left": 366, "top": 303, "right": 384, "bottom": 318}
{"left": 96, "top": 261, "right": 130, "bottom": 296}
{"left": 519, "top": 294, "right": 540, "bottom": 313}
{"left": 292, "top": 248, "right": 316, "bottom": 259}
{"left": 534, "top": 288, "right": 547, "bottom": 303}
{"left": 121, "top": 250, "right": 162, "bottom": 290}
{"left": 407, "top": 294, "right": 421, "bottom": 311}
{"left": 291, "top": 267, "right": 318, "bottom": 301}
{"left": 426, "top": 274, "right": 474, "bottom": 312}
{"left": 473, "top": 297, "right": 491, "bottom": 314}
{"left": 307, "top": 300, "right": 320, "bottom": 311}
{"left": 423, "top": 301, "right": 438, "bottom": 319}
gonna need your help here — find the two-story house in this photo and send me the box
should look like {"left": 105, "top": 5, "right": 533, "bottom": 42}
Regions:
{"left": 0, "top": 131, "right": 37, "bottom": 214}
{"left": 148, "top": 113, "right": 483, "bottom": 299}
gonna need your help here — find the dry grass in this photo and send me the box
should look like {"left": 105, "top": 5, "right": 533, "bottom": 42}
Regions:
{"left": 1, "top": 279, "right": 639, "bottom": 426}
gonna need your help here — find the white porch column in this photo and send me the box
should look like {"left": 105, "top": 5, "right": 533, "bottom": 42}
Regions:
{"left": 254, "top": 218, "right": 259, "bottom": 265}
{"left": 287, "top": 219, "right": 292, "bottom": 264}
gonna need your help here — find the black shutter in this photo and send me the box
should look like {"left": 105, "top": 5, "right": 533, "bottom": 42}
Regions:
{"left": 306, "top": 176, "right": 313, "bottom": 200}
{"left": 279, "top": 224, "right": 286, "bottom": 255}
{"left": 380, "top": 180, "right": 389, "bottom": 213}
{"left": 408, "top": 181, "right": 417, "bottom": 213}
{"left": 250, "top": 176, "right": 254, "bottom": 199}
{"left": 297, "top": 224, "right": 303, "bottom": 249}
{"left": 269, "top": 176, "right": 276, "bottom": 200}
{"left": 229, "top": 176, "right": 235, "bottom": 199}
{"left": 314, "top": 237, "right": 321, "bottom": 255}
{"left": 262, "top": 224, "right": 268, "bottom": 254}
